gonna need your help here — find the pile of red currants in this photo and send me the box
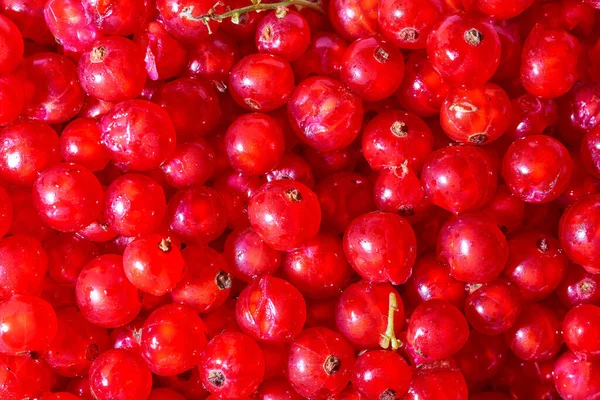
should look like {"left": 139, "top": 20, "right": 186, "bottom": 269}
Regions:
{"left": 2, "top": 0, "right": 600, "bottom": 398}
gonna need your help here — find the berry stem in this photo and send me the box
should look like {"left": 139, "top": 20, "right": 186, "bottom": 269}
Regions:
{"left": 181, "top": 0, "right": 324, "bottom": 29}
{"left": 380, "top": 292, "right": 401, "bottom": 350}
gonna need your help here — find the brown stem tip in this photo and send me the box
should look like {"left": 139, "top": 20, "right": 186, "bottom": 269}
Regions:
{"left": 90, "top": 46, "right": 107, "bottom": 63}
{"left": 391, "top": 121, "right": 408, "bottom": 137}
{"left": 208, "top": 370, "right": 226, "bottom": 387}
{"left": 399, "top": 28, "right": 419, "bottom": 43}
{"left": 469, "top": 133, "right": 488, "bottom": 145}
{"left": 464, "top": 28, "right": 483, "bottom": 46}
{"left": 374, "top": 47, "right": 390, "bottom": 63}
{"left": 158, "top": 237, "right": 172, "bottom": 252}
{"left": 536, "top": 237, "right": 549, "bottom": 252}
{"left": 380, "top": 389, "right": 397, "bottom": 400}
{"left": 285, "top": 188, "right": 303, "bottom": 202}
{"left": 216, "top": 270, "right": 232, "bottom": 290}
{"left": 323, "top": 355, "right": 341, "bottom": 375}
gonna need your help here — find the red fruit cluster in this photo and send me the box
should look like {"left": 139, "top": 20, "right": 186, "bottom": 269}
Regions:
{"left": 1, "top": 0, "right": 600, "bottom": 399}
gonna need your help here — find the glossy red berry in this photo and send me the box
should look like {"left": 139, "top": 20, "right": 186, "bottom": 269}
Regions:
{"left": 186, "top": 32, "right": 238, "bottom": 82}
{"left": 104, "top": 174, "right": 167, "bottom": 237}
{"left": 256, "top": 10, "right": 310, "bottom": 62}
{"left": 223, "top": 227, "right": 282, "bottom": 282}
{"left": 254, "top": 377, "right": 302, "bottom": 400}
{"left": 351, "top": 350, "right": 412, "bottom": 399}
{"left": 141, "top": 303, "right": 208, "bottom": 376}
{"left": 0, "top": 353, "right": 55, "bottom": 399}
{"left": 562, "top": 304, "right": 600, "bottom": 360}
{"left": 464, "top": 279, "right": 522, "bottom": 335}
{"left": 374, "top": 166, "right": 432, "bottom": 222}
{"left": 89, "top": 349, "right": 152, "bottom": 400}
{"left": 422, "top": 145, "right": 497, "bottom": 214}
{"left": 560, "top": 194, "right": 600, "bottom": 272}
{"left": 378, "top": 0, "right": 444, "bottom": 49}
{"left": 0, "top": 15, "right": 23, "bottom": 74}
{"left": 502, "top": 135, "right": 573, "bottom": 203}
{"left": 156, "top": 0, "right": 219, "bottom": 43}
{"left": 520, "top": 25, "right": 581, "bottom": 99}
{"left": 45, "top": 234, "right": 98, "bottom": 284}
{"left": 362, "top": 110, "right": 433, "bottom": 172}
{"left": 100, "top": 100, "right": 176, "bottom": 171}
{"left": 134, "top": 21, "right": 187, "bottom": 81}
{"left": 33, "top": 163, "right": 104, "bottom": 232}
{"left": 288, "top": 76, "right": 363, "bottom": 152}
{"left": 329, "top": 0, "right": 378, "bottom": 41}
{"left": 405, "top": 365, "right": 468, "bottom": 400}
{"left": 199, "top": 331, "right": 265, "bottom": 397}
{"left": 43, "top": 0, "right": 99, "bottom": 52}
{"left": 427, "top": 14, "right": 501, "bottom": 86}
{"left": 440, "top": 83, "right": 511, "bottom": 145}
{"left": 481, "top": 184, "right": 526, "bottom": 234}
{"left": 0, "top": 235, "right": 47, "bottom": 301}
{"left": 288, "top": 327, "right": 356, "bottom": 399}
{"left": 336, "top": 281, "right": 404, "bottom": 349}
{"left": 265, "top": 152, "right": 315, "bottom": 188}
{"left": 553, "top": 351, "right": 600, "bottom": 399}
{"left": 504, "top": 303, "right": 562, "bottom": 362}
{"left": 160, "top": 140, "right": 216, "bottom": 189}
{"left": 236, "top": 275, "right": 306, "bottom": 343}
{"left": 0, "top": 74, "right": 24, "bottom": 126}
{"left": 344, "top": 212, "right": 417, "bottom": 285}
{"left": 556, "top": 263, "right": 600, "bottom": 308}
{"left": 340, "top": 36, "right": 404, "bottom": 102}
{"left": 292, "top": 32, "right": 348, "bottom": 80}
{"left": 76, "top": 254, "right": 142, "bottom": 328}
{"left": 59, "top": 118, "right": 111, "bottom": 172}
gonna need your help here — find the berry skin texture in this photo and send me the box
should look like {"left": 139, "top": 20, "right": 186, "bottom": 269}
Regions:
{"left": 553, "top": 351, "right": 600, "bottom": 399}
{"left": 140, "top": 304, "right": 208, "bottom": 376}
{"left": 75, "top": 254, "right": 142, "bottom": 328}
{"left": 255, "top": 10, "right": 311, "bottom": 62}
{"left": 427, "top": 14, "right": 501, "bottom": 87}
{"left": 560, "top": 194, "right": 600, "bottom": 272}
{"left": 581, "top": 126, "right": 600, "bottom": 179}
{"left": 340, "top": 36, "right": 405, "bottom": 102}
{"left": 437, "top": 212, "right": 508, "bottom": 284}
{"left": 78, "top": 37, "right": 146, "bottom": 102}
{"left": 328, "top": 0, "right": 378, "bottom": 41}
{"left": 33, "top": 163, "right": 104, "bottom": 232}
{"left": 405, "top": 365, "right": 468, "bottom": 400}
{"left": 0, "top": 235, "right": 47, "bottom": 301}
{"left": 59, "top": 118, "right": 111, "bottom": 172}
{"left": 160, "top": 140, "right": 216, "bottom": 189}
{"left": 477, "top": 0, "right": 535, "bottom": 19}
{"left": 156, "top": 0, "right": 220, "bottom": 43}
{"left": 134, "top": 21, "right": 188, "bottom": 81}
{"left": 343, "top": 212, "right": 417, "bottom": 285}
{"left": 249, "top": 180, "right": 321, "bottom": 251}
{"left": 440, "top": 83, "right": 512, "bottom": 145}
{"left": 223, "top": 227, "right": 282, "bottom": 282}
{"left": 43, "top": 0, "right": 100, "bottom": 52}
{"left": 378, "top": 0, "right": 444, "bottom": 49}
{"left": 0, "top": 15, "right": 23, "bottom": 74}
{"left": 225, "top": 113, "right": 285, "bottom": 176}
{"left": 406, "top": 299, "right": 469, "bottom": 362}
{"left": 236, "top": 276, "right": 306, "bottom": 343}
{"left": 199, "top": 332, "right": 265, "bottom": 398}
{"left": 288, "top": 76, "right": 364, "bottom": 152}
{"left": 0, "top": 295, "right": 57, "bottom": 355}
{"left": 464, "top": 279, "right": 522, "bottom": 335}
{"left": 288, "top": 327, "right": 356, "bottom": 399}
{"left": 351, "top": 350, "right": 412, "bottom": 399}
{"left": 562, "top": 304, "right": 600, "bottom": 360}
{"left": 421, "top": 145, "right": 498, "bottom": 214}
{"left": 229, "top": 53, "right": 295, "bottom": 112}
{"left": 362, "top": 110, "right": 434, "bottom": 172}
{"left": 89, "top": 349, "right": 152, "bottom": 400}
{"left": 0, "top": 74, "right": 24, "bottom": 126}
{"left": 520, "top": 25, "right": 582, "bottom": 99}
{"left": 100, "top": 100, "right": 176, "bottom": 171}
{"left": 502, "top": 135, "right": 573, "bottom": 203}
{"left": 556, "top": 263, "right": 600, "bottom": 308}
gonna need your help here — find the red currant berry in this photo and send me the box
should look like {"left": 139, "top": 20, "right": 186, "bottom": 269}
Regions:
{"left": 89, "top": 349, "right": 152, "bottom": 400}
{"left": 329, "top": 0, "right": 378, "bottom": 41}
{"left": 45, "top": 234, "right": 98, "bottom": 284}
{"left": 405, "top": 364, "right": 468, "bottom": 400}
{"left": 59, "top": 118, "right": 111, "bottom": 172}
{"left": 186, "top": 32, "right": 238, "bottom": 82}
{"left": 556, "top": 263, "right": 600, "bottom": 308}
{"left": 553, "top": 351, "right": 600, "bottom": 399}
{"left": 2, "top": 0, "right": 52, "bottom": 44}
{"left": 0, "top": 74, "right": 24, "bottom": 126}
{"left": 156, "top": 0, "right": 220, "bottom": 43}
{"left": 292, "top": 32, "right": 348, "bottom": 80}
{"left": 213, "top": 170, "right": 265, "bottom": 229}
{"left": 254, "top": 377, "right": 302, "bottom": 400}
{"left": 223, "top": 227, "right": 282, "bottom": 282}
{"left": 0, "top": 235, "right": 47, "bottom": 301}
{"left": 199, "top": 331, "right": 265, "bottom": 397}
{"left": 481, "top": 184, "right": 526, "bottom": 234}
{"left": 464, "top": 279, "right": 522, "bottom": 335}
{"left": 256, "top": 10, "right": 310, "bottom": 62}
{"left": 477, "top": 0, "right": 534, "bottom": 19}
{"left": 265, "top": 152, "right": 315, "bottom": 188}
{"left": 134, "top": 21, "right": 187, "bottom": 81}
{"left": 352, "top": 350, "right": 412, "bottom": 399}
{"left": 562, "top": 304, "right": 600, "bottom": 360}
{"left": 378, "top": 0, "right": 444, "bottom": 49}
{"left": 0, "top": 353, "right": 55, "bottom": 399}
{"left": 81, "top": 0, "right": 151, "bottom": 36}
{"left": 374, "top": 166, "right": 432, "bottom": 222}
{"left": 0, "top": 15, "right": 23, "bottom": 74}
{"left": 160, "top": 140, "right": 216, "bottom": 189}
{"left": 43, "top": 0, "right": 100, "bottom": 51}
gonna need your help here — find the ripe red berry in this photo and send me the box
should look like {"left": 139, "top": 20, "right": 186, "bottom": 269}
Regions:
{"left": 45, "top": 233, "right": 98, "bottom": 284}
{"left": 0, "top": 235, "right": 47, "bottom": 301}
{"left": 0, "top": 74, "right": 24, "bottom": 126}
{"left": 378, "top": 0, "right": 444, "bottom": 49}
{"left": 553, "top": 351, "right": 600, "bottom": 399}
{"left": 59, "top": 118, "right": 111, "bottom": 172}
{"left": 255, "top": 10, "right": 311, "bottom": 62}
{"left": 562, "top": 304, "right": 600, "bottom": 360}
{"left": 464, "top": 279, "right": 522, "bottom": 335}
{"left": 0, "top": 15, "right": 24, "bottom": 74}
{"left": 559, "top": 194, "right": 600, "bottom": 272}
{"left": 160, "top": 140, "right": 216, "bottom": 189}
{"left": 156, "top": 0, "right": 220, "bottom": 43}
{"left": 134, "top": 21, "right": 187, "bottom": 81}
{"left": 351, "top": 350, "right": 412, "bottom": 399}
{"left": 328, "top": 0, "right": 378, "bottom": 41}
{"left": 405, "top": 365, "right": 468, "bottom": 400}
{"left": 89, "top": 349, "right": 152, "bottom": 400}
{"left": 556, "top": 263, "right": 600, "bottom": 307}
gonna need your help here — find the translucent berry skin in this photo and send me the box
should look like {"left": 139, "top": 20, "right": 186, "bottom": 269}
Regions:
{"left": 33, "top": 163, "right": 104, "bottom": 232}
{"left": 465, "top": 279, "right": 522, "bottom": 335}
{"left": 104, "top": 174, "right": 167, "bottom": 237}
{"left": 76, "top": 254, "right": 142, "bottom": 328}
{"left": 562, "top": 304, "right": 600, "bottom": 360}
{"left": 374, "top": 166, "right": 432, "bottom": 222}
{"left": 255, "top": 378, "right": 302, "bottom": 400}
{"left": 556, "top": 263, "right": 600, "bottom": 308}
{"left": 123, "top": 234, "right": 185, "bottom": 296}
{"left": 581, "top": 126, "right": 600, "bottom": 179}
{"left": 160, "top": 140, "right": 215, "bottom": 189}
{"left": 1, "top": 0, "right": 52, "bottom": 44}
{"left": 236, "top": 275, "right": 306, "bottom": 343}
{"left": 340, "top": 36, "right": 404, "bottom": 102}
{"left": 344, "top": 212, "right": 417, "bottom": 285}
{"left": 505, "top": 303, "right": 562, "bottom": 362}
{"left": 156, "top": 0, "right": 219, "bottom": 43}
{"left": 477, "top": 0, "right": 534, "bottom": 19}
{"left": 255, "top": 10, "right": 310, "bottom": 62}
{"left": 553, "top": 351, "right": 600, "bottom": 399}
{"left": 153, "top": 78, "right": 221, "bottom": 141}
{"left": 335, "top": 281, "right": 404, "bottom": 349}
{"left": 362, "top": 110, "right": 433, "bottom": 172}
{"left": 186, "top": 32, "right": 238, "bottom": 82}
{"left": 0, "top": 353, "right": 55, "bottom": 399}
{"left": 100, "top": 100, "right": 176, "bottom": 171}
{"left": 0, "top": 186, "right": 11, "bottom": 240}
{"left": 89, "top": 349, "right": 152, "bottom": 400}
{"left": 520, "top": 25, "right": 581, "bottom": 99}
{"left": 44, "top": 307, "right": 110, "bottom": 377}
{"left": 171, "top": 246, "right": 231, "bottom": 313}
{"left": 281, "top": 232, "right": 352, "bottom": 299}
{"left": 328, "top": 0, "right": 378, "bottom": 41}
{"left": 405, "top": 366, "right": 468, "bottom": 400}
{"left": 0, "top": 235, "right": 47, "bottom": 301}
{"left": 140, "top": 304, "right": 208, "bottom": 376}
{"left": 228, "top": 54, "right": 295, "bottom": 112}
{"left": 223, "top": 227, "right": 282, "bottom": 282}
{"left": 395, "top": 51, "right": 450, "bottom": 117}
{"left": 60, "top": 118, "right": 111, "bottom": 172}
{"left": 437, "top": 212, "right": 508, "bottom": 284}
{"left": 502, "top": 93, "right": 558, "bottom": 147}
{"left": 166, "top": 186, "right": 228, "bottom": 245}
{"left": 421, "top": 145, "right": 498, "bottom": 214}
{"left": 225, "top": 113, "right": 285, "bottom": 176}
{"left": 557, "top": 82, "right": 600, "bottom": 145}
{"left": 0, "top": 295, "right": 55, "bottom": 355}
{"left": 0, "top": 15, "right": 23, "bottom": 74}
{"left": 45, "top": 234, "right": 98, "bottom": 284}
{"left": 427, "top": 14, "right": 500, "bottom": 86}
{"left": 78, "top": 37, "right": 146, "bottom": 102}
{"left": 199, "top": 332, "right": 265, "bottom": 397}
{"left": 287, "top": 76, "right": 364, "bottom": 152}
{"left": 560, "top": 194, "right": 600, "bottom": 272}
{"left": 134, "top": 21, "right": 187, "bottom": 81}
{"left": 504, "top": 233, "right": 568, "bottom": 302}
{"left": 213, "top": 170, "right": 265, "bottom": 229}
{"left": 352, "top": 350, "right": 411, "bottom": 399}
{"left": 481, "top": 184, "right": 526, "bottom": 234}
{"left": 18, "top": 53, "right": 85, "bottom": 123}
{"left": 249, "top": 180, "right": 321, "bottom": 251}
{"left": 440, "top": 83, "right": 511, "bottom": 145}
{"left": 0, "top": 74, "right": 24, "bottom": 126}
{"left": 288, "top": 327, "right": 356, "bottom": 399}
{"left": 378, "top": 0, "right": 444, "bottom": 49}
{"left": 502, "top": 135, "right": 573, "bottom": 203}
{"left": 44, "top": 0, "right": 100, "bottom": 51}
{"left": 292, "top": 32, "right": 348, "bottom": 80}
{"left": 265, "top": 152, "right": 315, "bottom": 188}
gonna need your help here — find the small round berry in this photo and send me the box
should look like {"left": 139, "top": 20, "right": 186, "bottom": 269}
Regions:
{"left": 134, "top": 21, "right": 188, "bottom": 81}
{"left": 44, "top": 0, "right": 100, "bottom": 52}
{"left": 406, "top": 365, "right": 468, "bottom": 400}
{"left": 378, "top": 0, "right": 444, "bottom": 49}
{"left": 45, "top": 233, "right": 98, "bottom": 284}
{"left": 562, "top": 304, "right": 600, "bottom": 360}
{"left": 256, "top": 10, "right": 311, "bottom": 62}
{"left": 292, "top": 32, "right": 348, "bottom": 80}
{"left": 160, "top": 140, "right": 216, "bottom": 189}
{"left": 223, "top": 227, "right": 282, "bottom": 282}
{"left": 477, "top": 0, "right": 534, "bottom": 19}
{"left": 553, "top": 351, "right": 600, "bottom": 399}
{"left": 59, "top": 118, "right": 111, "bottom": 172}
{"left": 559, "top": 194, "right": 600, "bottom": 272}
{"left": 0, "top": 15, "right": 23, "bottom": 74}
{"left": 329, "top": 0, "right": 378, "bottom": 41}
{"left": 199, "top": 332, "right": 265, "bottom": 397}
{"left": 351, "top": 351, "right": 412, "bottom": 399}
{"left": 89, "top": 349, "right": 152, "bottom": 400}
{"left": 464, "top": 279, "right": 522, "bottom": 335}
{"left": 556, "top": 263, "right": 600, "bottom": 308}
{"left": 0, "top": 74, "right": 24, "bottom": 126}
{"left": 156, "top": 0, "right": 220, "bottom": 43}
{"left": 0, "top": 235, "right": 47, "bottom": 301}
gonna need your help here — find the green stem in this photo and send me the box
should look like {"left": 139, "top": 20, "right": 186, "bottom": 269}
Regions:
{"left": 380, "top": 292, "right": 401, "bottom": 350}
